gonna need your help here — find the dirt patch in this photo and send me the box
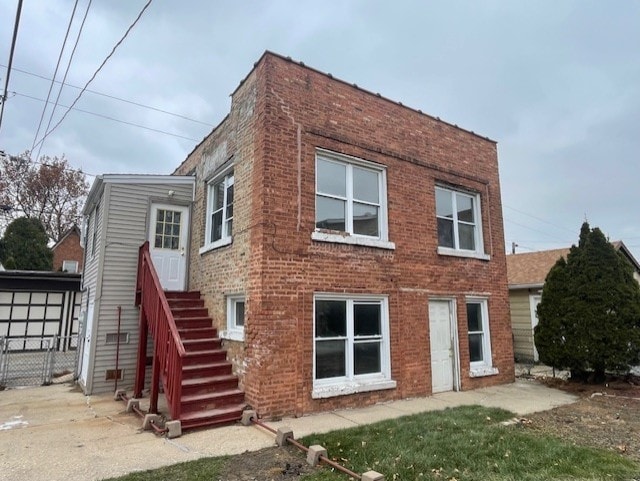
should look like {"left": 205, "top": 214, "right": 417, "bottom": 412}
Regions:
{"left": 217, "top": 445, "right": 317, "bottom": 480}
{"left": 524, "top": 374, "right": 640, "bottom": 462}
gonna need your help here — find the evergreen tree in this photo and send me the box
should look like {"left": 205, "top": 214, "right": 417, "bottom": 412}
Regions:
{"left": 535, "top": 222, "right": 640, "bottom": 380}
{"left": 0, "top": 217, "right": 53, "bottom": 270}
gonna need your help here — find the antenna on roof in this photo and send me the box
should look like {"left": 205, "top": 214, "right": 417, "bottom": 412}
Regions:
{"left": 512, "top": 242, "right": 518, "bottom": 254}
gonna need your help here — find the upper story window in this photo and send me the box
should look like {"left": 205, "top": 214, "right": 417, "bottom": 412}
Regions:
{"left": 435, "top": 186, "right": 487, "bottom": 259}
{"left": 313, "top": 151, "right": 394, "bottom": 250}
{"left": 201, "top": 171, "right": 234, "bottom": 253}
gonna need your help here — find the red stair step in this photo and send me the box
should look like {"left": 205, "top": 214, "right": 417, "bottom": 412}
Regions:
{"left": 178, "top": 326, "right": 219, "bottom": 339}
{"left": 179, "top": 405, "right": 246, "bottom": 430}
{"left": 182, "top": 361, "right": 232, "bottom": 379}
{"left": 165, "top": 291, "right": 201, "bottom": 300}
{"left": 172, "top": 307, "right": 209, "bottom": 318}
{"left": 181, "top": 374, "right": 239, "bottom": 395}
{"left": 183, "top": 338, "right": 222, "bottom": 352}
{"left": 181, "top": 388, "right": 245, "bottom": 412}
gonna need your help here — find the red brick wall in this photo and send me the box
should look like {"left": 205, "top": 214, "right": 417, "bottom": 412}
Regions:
{"left": 52, "top": 230, "right": 84, "bottom": 272}
{"left": 177, "top": 53, "right": 514, "bottom": 418}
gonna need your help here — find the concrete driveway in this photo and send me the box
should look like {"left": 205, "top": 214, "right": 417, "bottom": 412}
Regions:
{"left": 0, "top": 380, "right": 578, "bottom": 481}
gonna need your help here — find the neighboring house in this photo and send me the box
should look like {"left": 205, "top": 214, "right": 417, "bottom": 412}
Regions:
{"left": 77, "top": 175, "right": 194, "bottom": 394}
{"left": 52, "top": 225, "right": 84, "bottom": 273}
{"left": 0, "top": 270, "right": 81, "bottom": 350}
{"left": 506, "top": 241, "right": 640, "bottom": 362}
{"left": 83, "top": 52, "right": 515, "bottom": 426}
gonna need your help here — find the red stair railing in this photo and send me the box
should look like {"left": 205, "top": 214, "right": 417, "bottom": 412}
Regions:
{"left": 134, "top": 241, "right": 185, "bottom": 421}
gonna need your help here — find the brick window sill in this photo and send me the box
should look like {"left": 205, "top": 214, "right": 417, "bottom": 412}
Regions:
{"left": 199, "top": 236, "right": 233, "bottom": 255}
{"left": 312, "top": 379, "right": 397, "bottom": 399}
{"left": 469, "top": 366, "right": 499, "bottom": 378}
{"left": 311, "top": 231, "right": 396, "bottom": 250}
{"left": 220, "top": 329, "right": 244, "bottom": 342}
{"left": 437, "top": 247, "right": 490, "bottom": 261}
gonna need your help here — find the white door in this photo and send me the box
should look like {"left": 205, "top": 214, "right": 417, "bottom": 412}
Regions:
{"left": 148, "top": 204, "right": 189, "bottom": 291}
{"left": 79, "top": 302, "right": 94, "bottom": 388}
{"left": 529, "top": 295, "right": 542, "bottom": 362}
{"left": 429, "top": 300, "right": 454, "bottom": 393}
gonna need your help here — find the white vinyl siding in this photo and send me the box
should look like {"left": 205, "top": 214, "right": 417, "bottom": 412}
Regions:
{"left": 81, "top": 179, "right": 194, "bottom": 394}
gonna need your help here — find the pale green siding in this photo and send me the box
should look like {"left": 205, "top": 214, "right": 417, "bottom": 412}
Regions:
{"left": 509, "top": 289, "right": 536, "bottom": 362}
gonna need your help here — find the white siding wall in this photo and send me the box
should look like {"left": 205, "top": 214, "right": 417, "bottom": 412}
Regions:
{"left": 83, "top": 179, "right": 193, "bottom": 394}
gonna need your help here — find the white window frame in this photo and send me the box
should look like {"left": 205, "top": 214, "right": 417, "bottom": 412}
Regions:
{"left": 222, "top": 295, "right": 245, "bottom": 341}
{"left": 62, "top": 260, "right": 79, "bottom": 273}
{"left": 312, "top": 293, "right": 396, "bottom": 398}
{"left": 466, "top": 297, "right": 498, "bottom": 377}
{"left": 200, "top": 170, "right": 234, "bottom": 254}
{"left": 435, "top": 186, "right": 488, "bottom": 260}
{"left": 313, "top": 150, "right": 395, "bottom": 250}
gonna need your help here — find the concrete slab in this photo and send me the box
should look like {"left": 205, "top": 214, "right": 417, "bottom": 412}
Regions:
{"left": 0, "top": 378, "right": 578, "bottom": 481}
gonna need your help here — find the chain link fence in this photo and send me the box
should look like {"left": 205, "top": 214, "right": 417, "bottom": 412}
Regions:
{"left": 0, "top": 335, "right": 80, "bottom": 388}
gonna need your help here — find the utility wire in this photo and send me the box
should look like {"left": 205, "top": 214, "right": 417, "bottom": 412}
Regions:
{"left": 503, "top": 204, "right": 576, "bottom": 234}
{"left": 30, "top": 0, "right": 80, "bottom": 153}
{"left": 0, "top": 0, "right": 24, "bottom": 134}
{"left": 15, "top": 91, "right": 199, "bottom": 141}
{"left": 36, "top": 0, "right": 93, "bottom": 162}
{"left": 32, "top": 0, "right": 155, "bottom": 154}
{"left": 3, "top": 64, "right": 215, "bottom": 127}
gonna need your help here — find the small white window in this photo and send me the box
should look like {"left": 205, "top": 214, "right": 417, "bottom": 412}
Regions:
{"left": 436, "top": 186, "right": 487, "bottom": 259}
{"left": 313, "top": 151, "right": 394, "bottom": 250}
{"left": 223, "top": 295, "right": 245, "bottom": 341}
{"left": 201, "top": 171, "right": 234, "bottom": 253}
{"left": 62, "top": 260, "right": 79, "bottom": 273}
{"left": 313, "top": 294, "right": 395, "bottom": 398}
{"left": 466, "top": 298, "right": 498, "bottom": 377}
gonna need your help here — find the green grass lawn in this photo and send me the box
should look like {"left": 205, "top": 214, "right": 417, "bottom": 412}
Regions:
{"left": 107, "top": 405, "right": 638, "bottom": 481}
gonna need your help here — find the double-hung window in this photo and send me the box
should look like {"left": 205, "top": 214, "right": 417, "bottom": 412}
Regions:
{"left": 313, "top": 295, "right": 395, "bottom": 398}
{"left": 435, "top": 186, "right": 486, "bottom": 258}
{"left": 202, "top": 171, "right": 234, "bottom": 252}
{"left": 314, "top": 151, "right": 393, "bottom": 249}
{"left": 466, "top": 298, "right": 498, "bottom": 377}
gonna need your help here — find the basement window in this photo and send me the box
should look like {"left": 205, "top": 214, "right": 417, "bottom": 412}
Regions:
{"left": 222, "top": 295, "right": 245, "bottom": 342}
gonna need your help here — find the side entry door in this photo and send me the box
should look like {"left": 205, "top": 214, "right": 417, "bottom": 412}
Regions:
{"left": 148, "top": 203, "right": 189, "bottom": 291}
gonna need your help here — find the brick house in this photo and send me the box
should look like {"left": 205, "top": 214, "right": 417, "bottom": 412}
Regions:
{"left": 52, "top": 225, "right": 83, "bottom": 273}
{"left": 171, "top": 51, "right": 515, "bottom": 418}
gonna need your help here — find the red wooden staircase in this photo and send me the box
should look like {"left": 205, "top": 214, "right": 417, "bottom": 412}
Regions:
{"left": 133, "top": 242, "right": 245, "bottom": 432}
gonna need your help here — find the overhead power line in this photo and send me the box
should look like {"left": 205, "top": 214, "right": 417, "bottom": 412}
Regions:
{"left": 36, "top": 0, "right": 94, "bottom": 163}
{"left": 31, "top": 0, "right": 80, "bottom": 154}
{"left": 15, "top": 91, "right": 199, "bottom": 141}
{"left": 3, "top": 64, "right": 215, "bottom": 127}
{"left": 32, "top": 0, "right": 155, "bottom": 155}
{"left": 0, "top": 0, "right": 24, "bottom": 134}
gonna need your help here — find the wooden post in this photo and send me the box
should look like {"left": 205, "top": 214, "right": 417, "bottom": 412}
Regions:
{"left": 149, "top": 331, "right": 160, "bottom": 414}
{"left": 134, "top": 305, "right": 148, "bottom": 398}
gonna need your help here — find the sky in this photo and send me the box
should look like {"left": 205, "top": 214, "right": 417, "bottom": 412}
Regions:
{"left": 1, "top": 0, "right": 639, "bottom": 260}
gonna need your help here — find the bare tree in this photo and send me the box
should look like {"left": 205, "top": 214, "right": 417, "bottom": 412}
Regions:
{"left": 0, "top": 152, "right": 89, "bottom": 242}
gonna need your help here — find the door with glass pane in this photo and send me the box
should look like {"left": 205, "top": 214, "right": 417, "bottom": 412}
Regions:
{"left": 148, "top": 203, "right": 189, "bottom": 291}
